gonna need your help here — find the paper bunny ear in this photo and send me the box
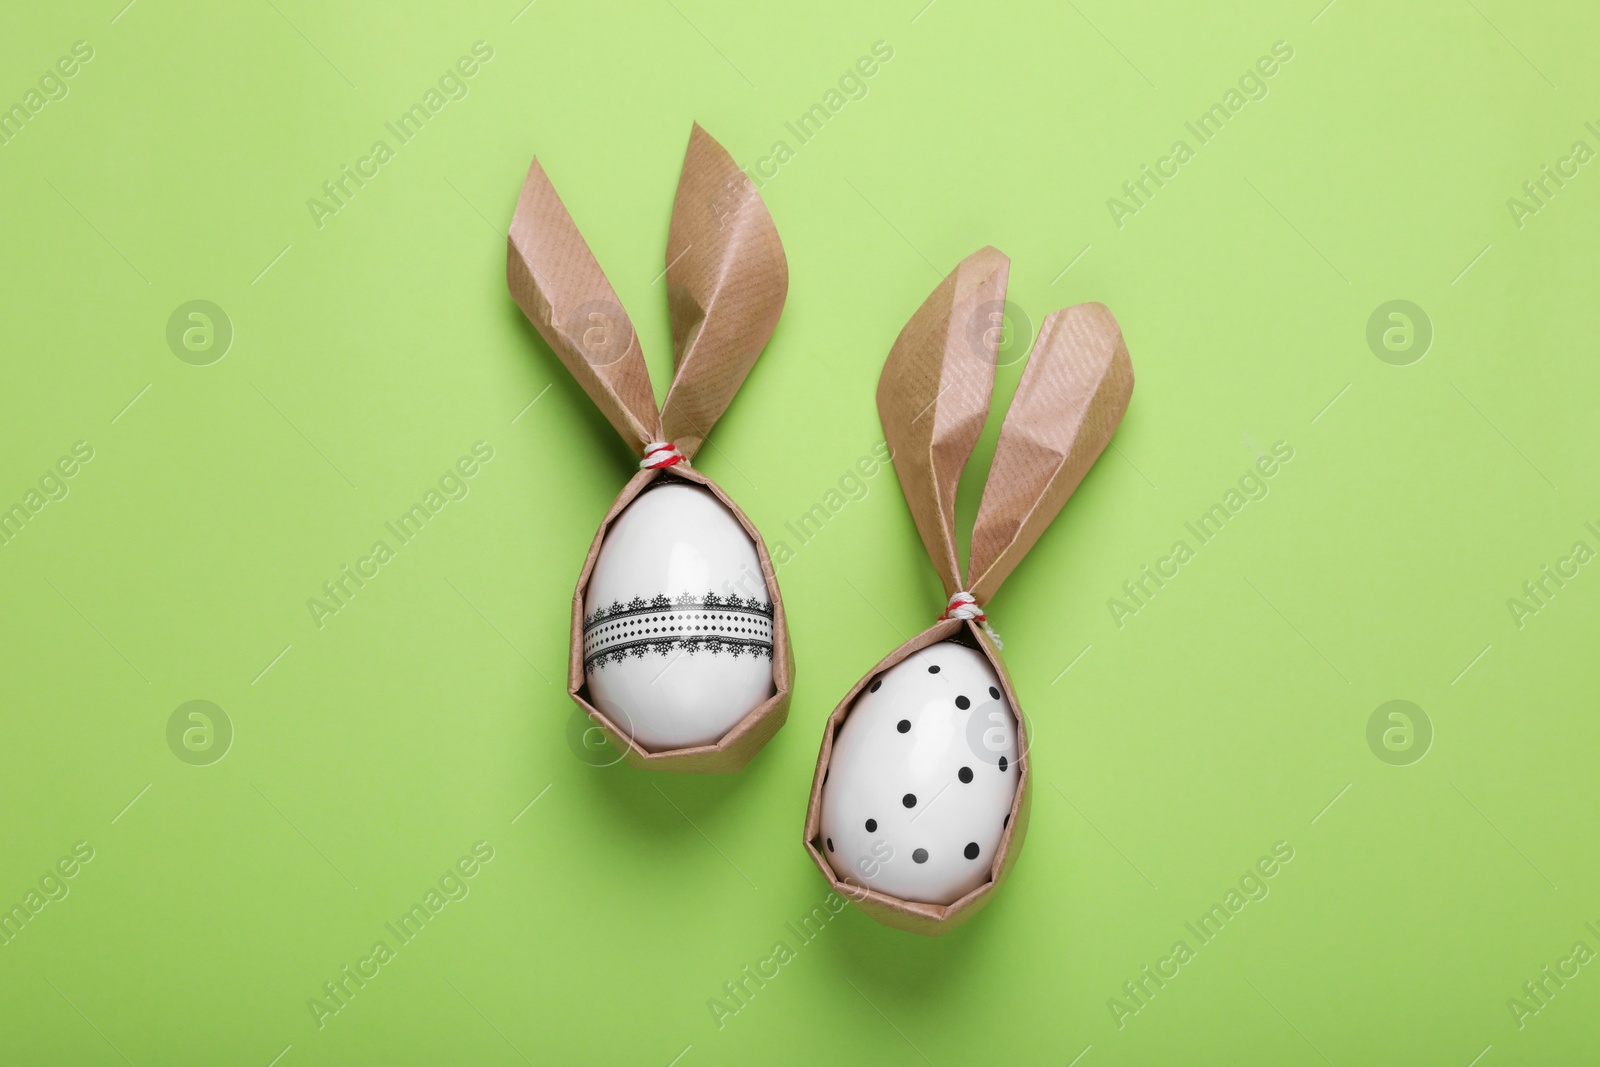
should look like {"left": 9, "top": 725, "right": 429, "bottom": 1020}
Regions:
{"left": 505, "top": 126, "right": 787, "bottom": 461}
{"left": 876, "top": 247, "right": 1011, "bottom": 596}
{"left": 659, "top": 124, "right": 789, "bottom": 460}
{"left": 506, "top": 157, "right": 663, "bottom": 450}
{"left": 965, "top": 302, "right": 1134, "bottom": 604}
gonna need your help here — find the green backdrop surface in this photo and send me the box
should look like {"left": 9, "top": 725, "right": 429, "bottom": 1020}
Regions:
{"left": 2, "top": 1, "right": 1597, "bottom": 1064}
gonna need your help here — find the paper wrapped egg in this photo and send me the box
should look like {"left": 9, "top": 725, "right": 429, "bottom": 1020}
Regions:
{"left": 582, "top": 480, "right": 776, "bottom": 751}
{"left": 819, "top": 640, "right": 1019, "bottom": 905}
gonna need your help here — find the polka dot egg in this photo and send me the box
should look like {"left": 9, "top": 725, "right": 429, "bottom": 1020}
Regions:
{"left": 819, "top": 640, "right": 1019, "bottom": 905}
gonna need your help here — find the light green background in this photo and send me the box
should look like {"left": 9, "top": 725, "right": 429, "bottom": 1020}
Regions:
{"left": 2, "top": 0, "right": 1597, "bottom": 1063}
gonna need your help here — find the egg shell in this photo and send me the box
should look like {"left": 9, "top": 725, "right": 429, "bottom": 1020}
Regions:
{"left": 586, "top": 481, "right": 773, "bottom": 749}
{"left": 569, "top": 465, "right": 792, "bottom": 773}
{"left": 803, "top": 619, "right": 1031, "bottom": 934}
{"left": 819, "top": 640, "right": 1018, "bottom": 905}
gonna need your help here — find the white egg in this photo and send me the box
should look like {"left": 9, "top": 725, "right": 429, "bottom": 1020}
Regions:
{"left": 820, "top": 640, "right": 1019, "bottom": 905}
{"left": 583, "top": 480, "right": 775, "bottom": 751}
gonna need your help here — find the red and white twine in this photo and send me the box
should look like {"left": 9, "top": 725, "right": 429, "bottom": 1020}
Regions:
{"left": 940, "top": 591, "right": 1003, "bottom": 648}
{"left": 640, "top": 441, "right": 687, "bottom": 470}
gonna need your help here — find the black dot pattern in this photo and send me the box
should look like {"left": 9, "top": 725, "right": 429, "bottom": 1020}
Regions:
{"left": 828, "top": 644, "right": 1021, "bottom": 898}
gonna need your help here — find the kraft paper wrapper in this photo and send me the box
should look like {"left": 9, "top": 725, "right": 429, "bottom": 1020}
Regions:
{"left": 802, "top": 619, "right": 1032, "bottom": 935}
{"left": 570, "top": 466, "right": 793, "bottom": 774}
{"left": 507, "top": 124, "right": 792, "bottom": 772}
{"left": 804, "top": 247, "right": 1133, "bottom": 931}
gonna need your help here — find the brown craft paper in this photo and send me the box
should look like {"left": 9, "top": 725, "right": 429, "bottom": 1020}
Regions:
{"left": 507, "top": 124, "right": 792, "bottom": 773}
{"left": 803, "top": 247, "right": 1134, "bottom": 933}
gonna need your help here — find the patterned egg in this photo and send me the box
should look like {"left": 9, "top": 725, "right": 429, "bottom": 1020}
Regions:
{"left": 820, "top": 640, "right": 1019, "bottom": 905}
{"left": 583, "top": 480, "right": 775, "bottom": 751}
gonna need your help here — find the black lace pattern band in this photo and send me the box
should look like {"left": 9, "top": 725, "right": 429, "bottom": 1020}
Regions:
{"left": 582, "top": 592, "right": 774, "bottom": 672}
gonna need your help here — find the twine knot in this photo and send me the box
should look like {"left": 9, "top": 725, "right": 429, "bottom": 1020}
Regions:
{"left": 641, "top": 441, "right": 687, "bottom": 470}
{"left": 939, "top": 591, "right": 1003, "bottom": 648}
